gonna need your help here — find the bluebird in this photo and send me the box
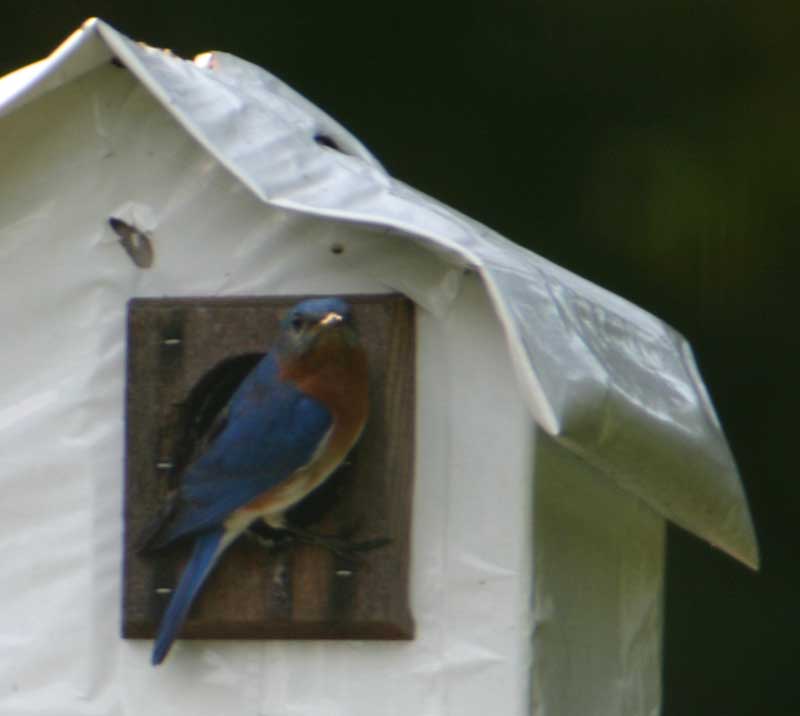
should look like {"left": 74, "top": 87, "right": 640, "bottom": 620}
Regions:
{"left": 145, "top": 297, "right": 369, "bottom": 665}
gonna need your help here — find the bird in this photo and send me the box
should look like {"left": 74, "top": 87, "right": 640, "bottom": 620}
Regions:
{"left": 145, "top": 297, "right": 369, "bottom": 665}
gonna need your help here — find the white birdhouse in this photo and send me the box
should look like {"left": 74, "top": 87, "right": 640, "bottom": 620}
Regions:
{"left": 0, "top": 19, "right": 756, "bottom": 716}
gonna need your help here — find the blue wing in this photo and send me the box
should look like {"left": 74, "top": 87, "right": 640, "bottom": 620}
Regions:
{"left": 156, "top": 352, "right": 332, "bottom": 545}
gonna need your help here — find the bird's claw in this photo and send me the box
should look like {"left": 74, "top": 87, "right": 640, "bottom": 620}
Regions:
{"left": 243, "top": 528, "right": 294, "bottom": 554}
{"left": 244, "top": 525, "right": 391, "bottom": 564}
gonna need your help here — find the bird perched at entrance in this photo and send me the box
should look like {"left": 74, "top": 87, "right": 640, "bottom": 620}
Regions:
{"left": 146, "top": 297, "right": 369, "bottom": 665}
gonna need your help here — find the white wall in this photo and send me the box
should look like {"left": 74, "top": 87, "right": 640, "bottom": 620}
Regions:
{"left": 532, "top": 435, "right": 665, "bottom": 716}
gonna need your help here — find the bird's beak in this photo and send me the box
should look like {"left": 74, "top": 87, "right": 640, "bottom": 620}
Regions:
{"left": 319, "top": 311, "right": 344, "bottom": 328}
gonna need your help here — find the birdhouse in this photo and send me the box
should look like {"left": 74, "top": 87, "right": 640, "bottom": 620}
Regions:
{"left": 0, "top": 19, "right": 757, "bottom": 716}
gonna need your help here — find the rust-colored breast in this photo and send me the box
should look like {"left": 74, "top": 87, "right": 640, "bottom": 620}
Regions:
{"left": 281, "top": 335, "right": 369, "bottom": 442}
{"left": 240, "top": 338, "right": 369, "bottom": 521}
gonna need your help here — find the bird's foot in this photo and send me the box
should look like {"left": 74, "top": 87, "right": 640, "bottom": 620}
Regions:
{"left": 245, "top": 524, "right": 391, "bottom": 563}
{"left": 283, "top": 525, "right": 392, "bottom": 563}
{"left": 244, "top": 527, "right": 295, "bottom": 554}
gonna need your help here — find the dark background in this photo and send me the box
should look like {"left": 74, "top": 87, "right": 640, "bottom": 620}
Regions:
{"left": 3, "top": 2, "right": 796, "bottom": 713}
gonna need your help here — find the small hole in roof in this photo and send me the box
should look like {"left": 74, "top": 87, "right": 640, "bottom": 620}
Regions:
{"left": 314, "top": 133, "right": 346, "bottom": 153}
{"left": 331, "top": 244, "right": 344, "bottom": 255}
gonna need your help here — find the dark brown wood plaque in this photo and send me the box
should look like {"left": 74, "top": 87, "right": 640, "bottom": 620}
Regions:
{"left": 122, "top": 294, "right": 415, "bottom": 641}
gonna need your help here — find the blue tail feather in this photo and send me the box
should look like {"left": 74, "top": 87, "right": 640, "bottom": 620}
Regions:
{"left": 151, "top": 529, "right": 225, "bottom": 665}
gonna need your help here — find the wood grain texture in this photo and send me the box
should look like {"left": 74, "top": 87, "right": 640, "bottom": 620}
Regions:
{"left": 122, "top": 295, "right": 415, "bottom": 641}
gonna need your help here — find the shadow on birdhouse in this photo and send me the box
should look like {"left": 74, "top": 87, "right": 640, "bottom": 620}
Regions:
{"left": 122, "top": 295, "right": 415, "bottom": 640}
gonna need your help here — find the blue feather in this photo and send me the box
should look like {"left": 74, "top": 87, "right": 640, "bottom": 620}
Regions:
{"left": 155, "top": 353, "right": 332, "bottom": 546}
{"left": 151, "top": 529, "right": 224, "bottom": 665}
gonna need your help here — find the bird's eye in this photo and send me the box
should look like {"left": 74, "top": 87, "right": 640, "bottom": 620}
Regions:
{"left": 291, "top": 315, "right": 304, "bottom": 332}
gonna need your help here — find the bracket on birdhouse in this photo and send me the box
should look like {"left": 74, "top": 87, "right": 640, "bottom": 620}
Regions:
{"left": 122, "top": 295, "right": 415, "bottom": 642}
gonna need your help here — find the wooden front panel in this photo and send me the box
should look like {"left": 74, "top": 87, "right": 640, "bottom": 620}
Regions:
{"left": 122, "top": 294, "right": 415, "bottom": 641}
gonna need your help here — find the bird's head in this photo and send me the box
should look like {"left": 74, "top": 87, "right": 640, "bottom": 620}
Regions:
{"left": 275, "top": 297, "right": 360, "bottom": 367}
